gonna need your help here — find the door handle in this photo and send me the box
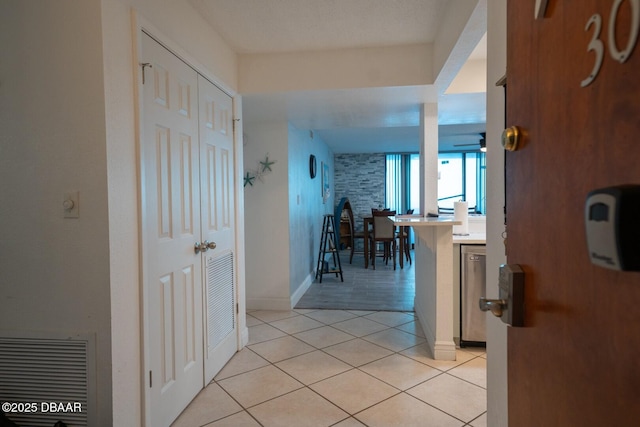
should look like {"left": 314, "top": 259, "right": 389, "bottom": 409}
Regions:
{"left": 194, "top": 242, "right": 208, "bottom": 254}
{"left": 479, "top": 298, "right": 507, "bottom": 317}
{"left": 479, "top": 264, "right": 525, "bottom": 327}
{"left": 194, "top": 241, "right": 216, "bottom": 254}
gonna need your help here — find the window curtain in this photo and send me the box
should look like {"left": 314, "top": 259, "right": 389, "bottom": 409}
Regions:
{"left": 385, "top": 154, "right": 403, "bottom": 212}
{"left": 477, "top": 152, "right": 487, "bottom": 214}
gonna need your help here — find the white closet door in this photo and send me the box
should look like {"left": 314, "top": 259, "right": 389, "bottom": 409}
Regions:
{"left": 141, "top": 32, "right": 203, "bottom": 427}
{"left": 198, "top": 75, "right": 238, "bottom": 383}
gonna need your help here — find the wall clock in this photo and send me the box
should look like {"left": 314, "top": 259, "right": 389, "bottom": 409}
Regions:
{"left": 309, "top": 155, "right": 317, "bottom": 178}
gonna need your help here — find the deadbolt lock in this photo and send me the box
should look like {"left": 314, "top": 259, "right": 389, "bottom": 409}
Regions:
{"left": 502, "top": 126, "right": 523, "bottom": 151}
{"left": 479, "top": 264, "right": 525, "bottom": 327}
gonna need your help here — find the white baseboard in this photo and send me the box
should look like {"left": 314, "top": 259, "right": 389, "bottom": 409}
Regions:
{"left": 246, "top": 273, "right": 314, "bottom": 311}
{"left": 414, "top": 296, "right": 456, "bottom": 361}
{"left": 239, "top": 326, "right": 249, "bottom": 347}
{"left": 290, "top": 273, "right": 314, "bottom": 308}
{"left": 246, "top": 297, "right": 292, "bottom": 311}
{"left": 433, "top": 340, "right": 457, "bottom": 360}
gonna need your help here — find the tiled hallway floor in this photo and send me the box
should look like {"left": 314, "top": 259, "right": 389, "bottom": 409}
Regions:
{"left": 172, "top": 309, "right": 487, "bottom": 427}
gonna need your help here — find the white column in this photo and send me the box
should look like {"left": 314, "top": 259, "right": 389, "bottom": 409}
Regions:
{"left": 419, "top": 103, "right": 439, "bottom": 216}
{"left": 411, "top": 222, "right": 457, "bottom": 361}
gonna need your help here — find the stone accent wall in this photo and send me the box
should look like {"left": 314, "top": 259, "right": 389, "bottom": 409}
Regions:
{"left": 334, "top": 153, "right": 385, "bottom": 236}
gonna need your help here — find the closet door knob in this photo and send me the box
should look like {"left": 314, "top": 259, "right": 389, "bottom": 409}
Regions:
{"left": 194, "top": 242, "right": 208, "bottom": 254}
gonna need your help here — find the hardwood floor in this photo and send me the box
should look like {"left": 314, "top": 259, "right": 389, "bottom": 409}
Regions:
{"left": 296, "top": 250, "right": 415, "bottom": 312}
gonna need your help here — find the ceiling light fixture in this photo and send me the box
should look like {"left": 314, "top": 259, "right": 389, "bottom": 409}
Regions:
{"left": 480, "top": 133, "right": 487, "bottom": 152}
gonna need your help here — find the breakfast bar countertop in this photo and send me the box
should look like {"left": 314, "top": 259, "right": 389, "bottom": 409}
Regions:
{"left": 392, "top": 215, "right": 461, "bottom": 227}
{"left": 452, "top": 233, "right": 486, "bottom": 244}
{"left": 393, "top": 216, "right": 486, "bottom": 244}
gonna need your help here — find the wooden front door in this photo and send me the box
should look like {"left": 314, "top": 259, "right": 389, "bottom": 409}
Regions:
{"left": 506, "top": 0, "right": 640, "bottom": 425}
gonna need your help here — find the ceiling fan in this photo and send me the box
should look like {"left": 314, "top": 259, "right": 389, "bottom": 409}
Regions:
{"left": 454, "top": 133, "right": 487, "bottom": 151}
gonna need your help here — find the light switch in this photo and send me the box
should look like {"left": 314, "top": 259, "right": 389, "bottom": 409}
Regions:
{"left": 63, "top": 191, "right": 79, "bottom": 218}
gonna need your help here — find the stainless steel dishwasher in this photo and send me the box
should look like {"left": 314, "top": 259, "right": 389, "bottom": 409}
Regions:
{"left": 460, "top": 245, "right": 486, "bottom": 347}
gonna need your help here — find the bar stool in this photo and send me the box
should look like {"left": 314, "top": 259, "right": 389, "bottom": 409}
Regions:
{"left": 397, "top": 209, "right": 413, "bottom": 266}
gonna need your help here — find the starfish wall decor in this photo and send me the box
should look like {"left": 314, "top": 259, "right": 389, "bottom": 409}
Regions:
{"left": 243, "top": 171, "right": 256, "bottom": 187}
{"left": 260, "top": 155, "right": 275, "bottom": 172}
{"left": 244, "top": 154, "right": 277, "bottom": 188}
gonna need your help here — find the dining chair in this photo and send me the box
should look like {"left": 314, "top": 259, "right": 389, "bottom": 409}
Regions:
{"left": 370, "top": 210, "right": 397, "bottom": 270}
{"left": 346, "top": 206, "right": 366, "bottom": 264}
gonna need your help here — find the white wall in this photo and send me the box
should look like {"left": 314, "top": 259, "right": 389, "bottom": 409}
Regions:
{"left": 101, "top": 0, "right": 141, "bottom": 424}
{"left": 485, "top": 0, "right": 508, "bottom": 425}
{"left": 446, "top": 59, "right": 487, "bottom": 94}
{"left": 0, "top": 1, "right": 241, "bottom": 426}
{"left": 128, "top": 0, "right": 237, "bottom": 89}
{"left": 432, "top": 0, "right": 485, "bottom": 91}
{"left": 288, "top": 126, "right": 334, "bottom": 304}
{"left": 0, "top": 1, "right": 112, "bottom": 424}
{"left": 239, "top": 44, "right": 433, "bottom": 93}
{"left": 243, "top": 122, "right": 291, "bottom": 309}
{"left": 243, "top": 121, "right": 334, "bottom": 310}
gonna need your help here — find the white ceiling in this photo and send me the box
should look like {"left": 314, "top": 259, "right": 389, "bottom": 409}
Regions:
{"left": 192, "top": 0, "right": 450, "bottom": 53}
{"left": 190, "top": 0, "right": 487, "bottom": 153}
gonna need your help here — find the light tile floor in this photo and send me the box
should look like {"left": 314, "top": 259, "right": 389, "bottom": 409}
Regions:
{"left": 172, "top": 309, "right": 486, "bottom": 427}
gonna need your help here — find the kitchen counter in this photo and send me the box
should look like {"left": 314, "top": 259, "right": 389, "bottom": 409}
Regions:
{"left": 393, "top": 215, "right": 460, "bottom": 227}
{"left": 453, "top": 233, "right": 486, "bottom": 244}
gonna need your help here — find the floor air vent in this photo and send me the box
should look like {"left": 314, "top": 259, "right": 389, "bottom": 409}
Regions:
{"left": 0, "top": 334, "right": 95, "bottom": 426}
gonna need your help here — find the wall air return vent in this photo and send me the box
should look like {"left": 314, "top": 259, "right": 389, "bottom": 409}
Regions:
{"left": 0, "top": 332, "right": 96, "bottom": 426}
